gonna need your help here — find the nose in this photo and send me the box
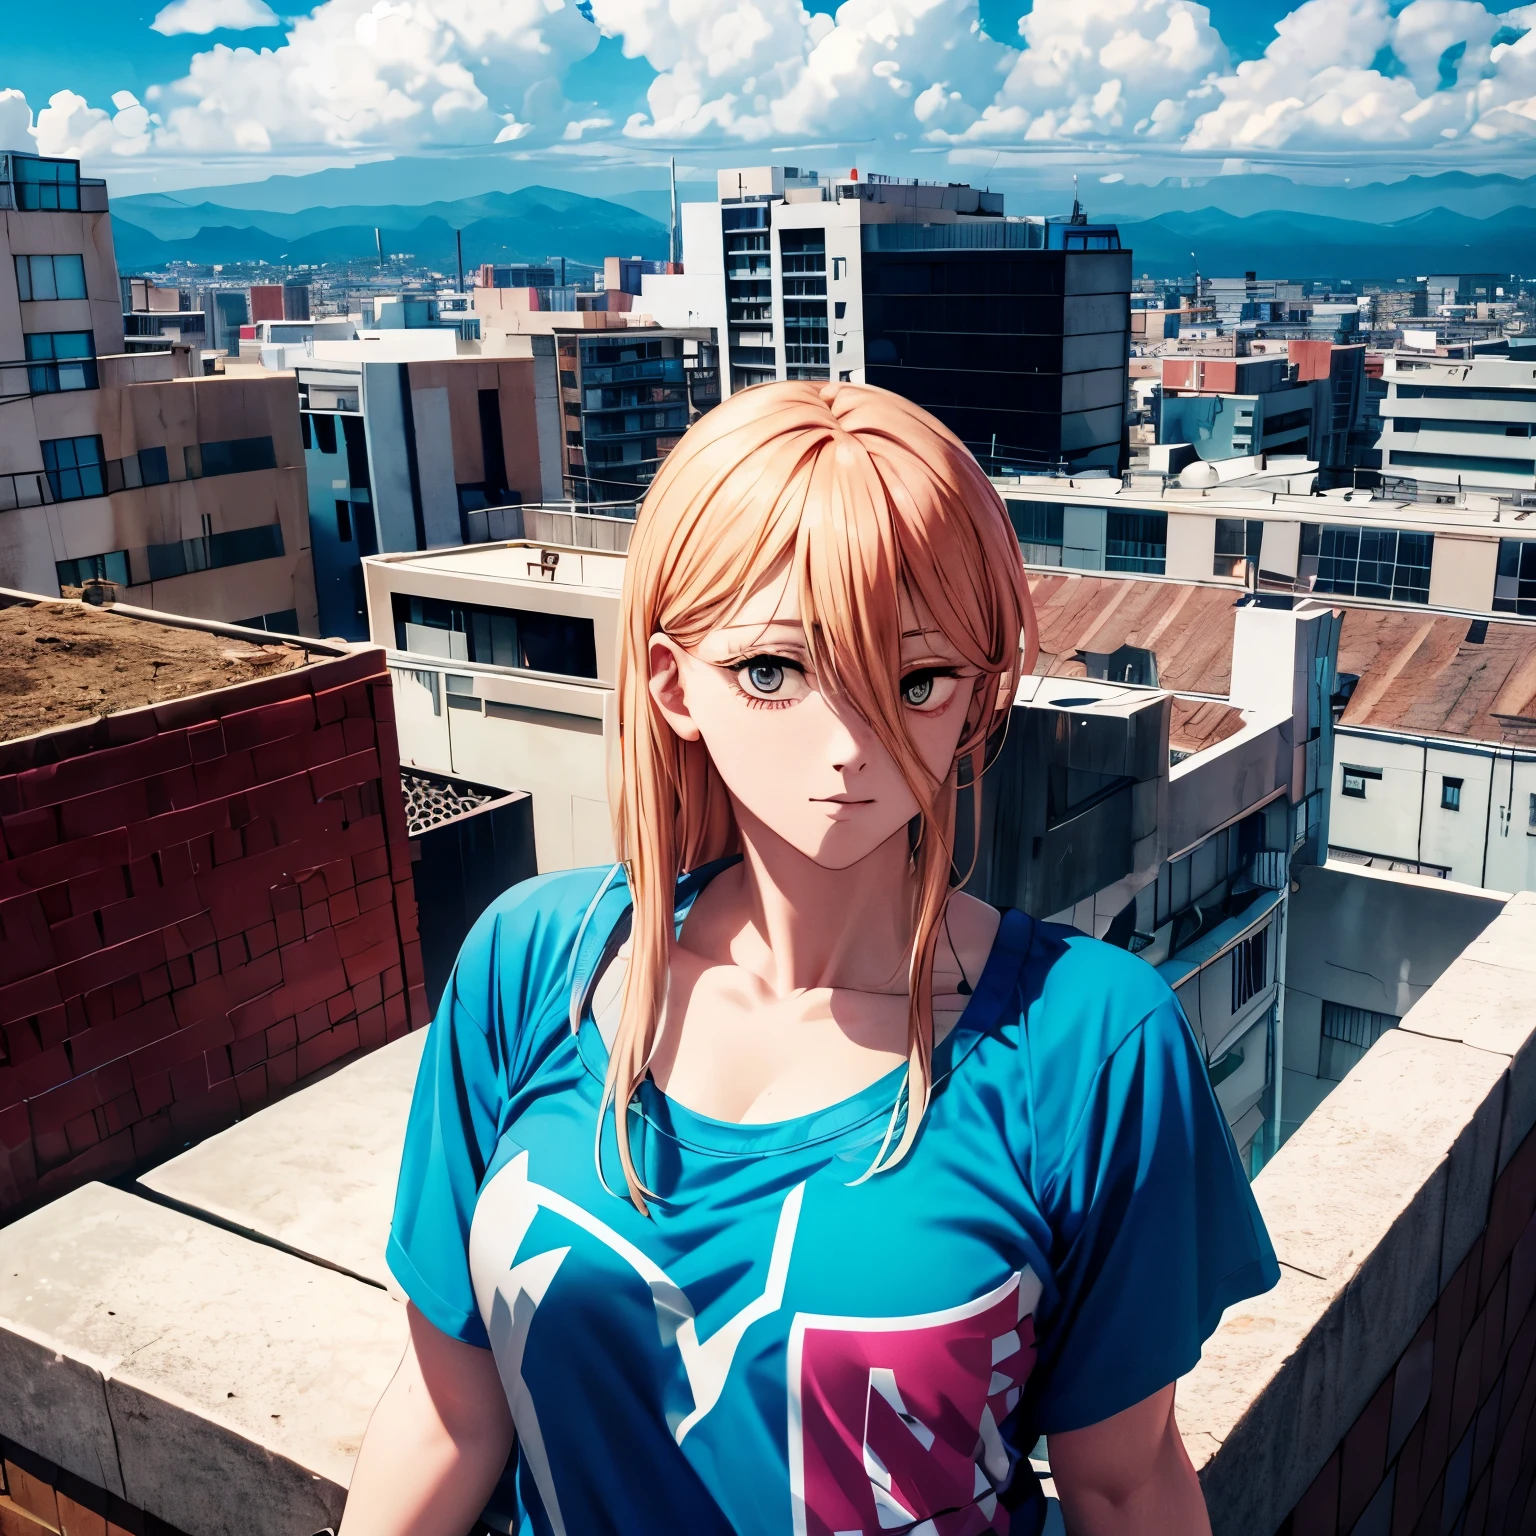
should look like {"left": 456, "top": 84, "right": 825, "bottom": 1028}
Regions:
{"left": 822, "top": 693, "right": 872, "bottom": 776}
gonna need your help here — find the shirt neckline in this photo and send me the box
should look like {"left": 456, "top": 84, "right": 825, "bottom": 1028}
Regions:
{"left": 571, "top": 872, "right": 1035, "bottom": 1158}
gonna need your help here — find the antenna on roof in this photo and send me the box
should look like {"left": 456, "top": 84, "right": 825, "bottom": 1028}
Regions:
{"left": 1070, "top": 172, "right": 1086, "bottom": 225}
{"left": 669, "top": 155, "right": 679, "bottom": 268}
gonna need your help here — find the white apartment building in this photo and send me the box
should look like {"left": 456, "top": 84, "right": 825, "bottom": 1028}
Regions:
{"left": 1378, "top": 350, "right": 1536, "bottom": 496}
{"left": 0, "top": 150, "right": 316, "bottom": 632}
{"left": 991, "top": 472, "right": 1535, "bottom": 618}
{"left": 1325, "top": 609, "right": 1536, "bottom": 894}
{"left": 642, "top": 166, "right": 1131, "bottom": 474}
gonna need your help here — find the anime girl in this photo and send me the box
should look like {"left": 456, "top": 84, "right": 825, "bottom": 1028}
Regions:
{"left": 343, "top": 381, "right": 1277, "bottom": 1536}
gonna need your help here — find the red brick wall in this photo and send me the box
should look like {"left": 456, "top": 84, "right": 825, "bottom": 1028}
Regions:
{"left": 1279, "top": 1125, "right": 1536, "bottom": 1536}
{"left": 0, "top": 645, "right": 429, "bottom": 1222}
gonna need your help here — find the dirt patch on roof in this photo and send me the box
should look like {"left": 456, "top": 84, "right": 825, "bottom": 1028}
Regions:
{"left": 0, "top": 600, "right": 313, "bottom": 745}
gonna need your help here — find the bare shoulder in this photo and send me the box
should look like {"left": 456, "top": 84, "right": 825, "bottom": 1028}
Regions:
{"left": 942, "top": 889, "right": 1002, "bottom": 984}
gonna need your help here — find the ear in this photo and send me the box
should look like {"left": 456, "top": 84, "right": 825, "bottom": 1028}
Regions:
{"left": 647, "top": 633, "right": 703, "bottom": 742}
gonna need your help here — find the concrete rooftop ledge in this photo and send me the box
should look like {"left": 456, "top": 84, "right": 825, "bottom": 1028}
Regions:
{"left": 1186, "top": 890, "right": 1536, "bottom": 1534}
{"left": 0, "top": 1182, "right": 405, "bottom": 1536}
{"left": 137, "top": 1028, "right": 426, "bottom": 1289}
{"left": 2, "top": 900, "right": 1534, "bottom": 1534}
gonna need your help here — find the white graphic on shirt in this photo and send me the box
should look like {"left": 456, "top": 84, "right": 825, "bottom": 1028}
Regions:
{"left": 469, "top": 1151, "right": 805, "bottom": 1530}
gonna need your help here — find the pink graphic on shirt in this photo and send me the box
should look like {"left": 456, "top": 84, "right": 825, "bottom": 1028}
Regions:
{"left": 788, "top": 1268, "right": 1041, "bottom": 1536}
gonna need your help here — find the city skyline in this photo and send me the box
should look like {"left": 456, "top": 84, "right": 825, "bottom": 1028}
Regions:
{"left": 2, "top": 0, "right": 1536, "bottom": 199}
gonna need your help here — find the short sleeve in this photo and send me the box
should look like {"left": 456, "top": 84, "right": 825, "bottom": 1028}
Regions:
{"left": 1030, "top": 993, "right": 1279, "bottom": 1433}
{"left": 386, "top": 906, "right": 511, "bottom": 1347}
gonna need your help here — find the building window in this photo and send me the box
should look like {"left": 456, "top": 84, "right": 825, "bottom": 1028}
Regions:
{"left": 391, "top": 592, "right": 598, "bottom": 679}
{"left": 1393, "top": 383, "right": 1536, "bottom": 404}
{"left": 1214, "top": 517, "right": 1264, "bottom": 579}
{"left": 13, "top": 156, "right": 81, "bottom": 211}
{"left": 1105, "top": 511, "right": 1167, "bottom": 575}
{"left": 184, "top": 436, "right": 278, "bottom": 480}
{"left": 1388, "top": 449, "right": 1536, "bottom": 479}
{"left": 144, "top": 522, "right": 285, "bottom": 581}
{"left": 309, "top": 414, "right": 338, "bottom": 455}
{"left": 1005, "top": 499, "right": 1064, "bottom": 566}
{"left": 1441, "top": 776, "right": 1463, "bottom": 812}
{"left": 14, "top": 254, "right": 87, "bottom": 302}
{"left": 1319, "top": 1001, "right": 1399, "bottom": 1082}
{"left": 1231, "top": 926, "right": 1269, "bottom": 1013}
{"left": 24, "top": 330, "right": 97, "bottom": 393}
{"left": 1528, "top": 791, "right": 1536, "bottom": 832}
{"left": 235, "top": 610, "right": 299, "bottom": 635}
{"left": 1314, "top": 525, "right": 1432, "bottom": 604}
{"left": 56, "top": 551, "right": 129, "bottom": 591}
{"left": 1341, "top": 763, "right": 1382, "bottom": 798}
{"left": 40, "top": 435, "right": 105, "bottom": 502}
{"left": 1494, "top": 540, "right": 1536, "bottom": 617}
{"left": 781, "top": 230, "right": 829, "bottom": 378}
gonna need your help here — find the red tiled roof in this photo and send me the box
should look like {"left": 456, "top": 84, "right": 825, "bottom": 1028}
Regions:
{"left": 1337, "top": 609, "right": 1536, "bottom": 742}
{"left": 1026, "top": 572, "right": 1239, "bottom": 695}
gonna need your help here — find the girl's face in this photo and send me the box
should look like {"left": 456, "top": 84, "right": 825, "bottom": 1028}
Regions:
{"left": 648, "top": 569, "right": 984, "bottom": 870}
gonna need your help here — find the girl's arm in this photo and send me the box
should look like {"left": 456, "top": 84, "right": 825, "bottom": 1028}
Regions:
{"left": 1047, "top": 1385, "right": 1211, "bottom": 1536}
{"left": 340, "top": 1302, "right": 514, "bottom": 1536}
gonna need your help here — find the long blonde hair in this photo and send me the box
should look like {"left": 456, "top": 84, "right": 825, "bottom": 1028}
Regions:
{"left": 607, "top": 380, "right": 1036, "bottom": 1211}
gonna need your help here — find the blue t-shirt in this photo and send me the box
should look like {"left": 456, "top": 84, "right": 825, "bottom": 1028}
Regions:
{"left": 388, "top": 863, "right": 1277, "bottom": 1536}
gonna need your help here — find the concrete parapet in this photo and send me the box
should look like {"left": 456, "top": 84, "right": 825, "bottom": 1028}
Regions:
{"left": 138, "top": 1028, "right": 425, "bottom": 1287}
{"left": 0, "top": 1182, "right": 405, "bottom": 1536}
{"left": 1190, "top": 890, "right": 1536, "bottom": 1534}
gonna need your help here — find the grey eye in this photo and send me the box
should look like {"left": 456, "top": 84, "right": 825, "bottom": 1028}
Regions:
{"left": 902, "top": 672, "right": 934, "bottom": 706}
{"left": 747, "top": 662, "right": 785, "bottom": 694}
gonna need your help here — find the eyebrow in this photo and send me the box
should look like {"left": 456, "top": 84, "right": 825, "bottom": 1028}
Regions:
{"left": 711, "top": 620, "right": 805, "bottom": 637}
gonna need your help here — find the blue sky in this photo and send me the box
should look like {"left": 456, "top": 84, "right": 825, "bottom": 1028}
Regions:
{"left": 2, "top": 0, "right": 1533, "bottom": 196}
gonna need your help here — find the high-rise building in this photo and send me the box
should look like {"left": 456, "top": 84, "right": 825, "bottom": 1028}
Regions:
{"left": 643, "top": 166, "right": 1132, "bottom": 474}
{"left": 556, "top": 328, "right": 719, "bottom": 502}
{"left": 0, "top": 150, "right": 317, "bottom": 632}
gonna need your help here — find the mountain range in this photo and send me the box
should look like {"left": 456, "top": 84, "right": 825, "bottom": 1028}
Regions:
{"left": 109, "top": 186, "right": 670, "bottom": 271}
{"left": 108, "top": 170, "right": 1536, "bottom": 281}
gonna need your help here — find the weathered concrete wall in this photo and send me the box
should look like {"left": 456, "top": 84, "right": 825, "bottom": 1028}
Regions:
{"left": 1186, "top": 891, "right": 1536, "bottom": 1535}
{"left": 0, "top": 1032, "right": 426, "bottom": 1535}
{"left": 1281, "top": 859, "right": 1507, "bottom": 1139}
{"left": 0, "top": 635, "right": 430, "bottom": 1220}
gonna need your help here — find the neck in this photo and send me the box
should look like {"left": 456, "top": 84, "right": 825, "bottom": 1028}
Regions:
{"left": 709, "top": 803, "right": 922, "bottom": 997}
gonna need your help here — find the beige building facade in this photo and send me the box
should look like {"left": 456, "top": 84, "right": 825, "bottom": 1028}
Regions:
{"left": 0, "top": 151, "right": 316, "bottom": 632}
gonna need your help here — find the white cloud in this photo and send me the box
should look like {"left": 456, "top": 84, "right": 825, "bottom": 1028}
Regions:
{"left": 8, "top": 0, "right": 1536, "bottom": 175}
{"left": 33, "top": 90, "right": 155, "bottom": 158}
{"left": 935, "top": 0, "right": 1228, "bottom": 144}
{"left": 773, "top": 0, "right": 1015, "bottom": 140}
{"left": 140, "top": 0, "right": 601, "bottom": 154}
{"left": 1186, "top": 0, "right": 1536, "bottom": 149}
{"left": 0, "top": 89, "right": 33, "bottom": 152}
{"left": 588, "top": 0, "right": 816, "bottom": 140}
{"left": 151, "top": 0, "right": 280, "bottom": 36}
